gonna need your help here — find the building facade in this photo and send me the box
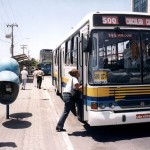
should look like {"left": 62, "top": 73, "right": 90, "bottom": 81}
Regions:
{"left": 132, "top": 0, "right": 150, "bottom": 13}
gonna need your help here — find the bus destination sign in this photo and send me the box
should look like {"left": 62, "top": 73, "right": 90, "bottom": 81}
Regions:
{"left": 93, "top": 14, "right": 150, "bottom": 27}
{"left": 125, "top": 17, "right": 150, "bottom": 26}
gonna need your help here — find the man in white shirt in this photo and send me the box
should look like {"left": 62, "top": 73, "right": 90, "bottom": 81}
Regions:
{"left": 33, "top": 68, "right": 38, "bottom": 87}
{"left": 21, "top": 66, "right": 28, "bottom": 90}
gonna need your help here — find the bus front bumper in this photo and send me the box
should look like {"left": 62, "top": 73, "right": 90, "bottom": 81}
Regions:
{"left": 88, "top": 110, "right": 150, "bottom": 126}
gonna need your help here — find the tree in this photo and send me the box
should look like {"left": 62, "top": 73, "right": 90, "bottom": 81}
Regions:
{"left": 30, "top": 58, "right": 39, "bottom": 67}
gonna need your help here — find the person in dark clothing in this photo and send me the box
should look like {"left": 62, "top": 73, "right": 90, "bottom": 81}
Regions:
{"left": 37, "top": 67, "right": 44, "bottom": 89}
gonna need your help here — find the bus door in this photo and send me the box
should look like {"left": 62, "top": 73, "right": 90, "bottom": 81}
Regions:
{"left": 59, "top": 46, "right": 65, "bottom": 95}
{"left": 53, "top": 50, "right": 59, "bottom": 91}
{"left": 57, "top": 47, "right": 62, "bottom": 95}
{"left": 77, "top": 31, "right": 89, "bottom": 122}
{"left": 54, "top": 48, "right": 61, "bottom": 95}
{"left": 52, "top": 51, "right": 54, "bottom": 85}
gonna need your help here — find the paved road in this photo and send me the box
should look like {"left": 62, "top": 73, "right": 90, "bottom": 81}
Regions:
{"left": 44, "top": 77, "right": 150, "bottom": 150}
{"left": 0, "top": 76, "right": 73, "bottom": 150}
{"left": 44, "top": 76, "right": 150, "bottom": 150}
{"left": 0, "top": 76, "right": 150, "bottom": 150}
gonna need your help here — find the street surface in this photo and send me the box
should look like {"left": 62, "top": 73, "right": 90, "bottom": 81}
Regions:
{"left": 0, "top": 76, "right": 150, "bottom": 150}
{"left": 44, "top": 76, "right": 150, "bottom": 150}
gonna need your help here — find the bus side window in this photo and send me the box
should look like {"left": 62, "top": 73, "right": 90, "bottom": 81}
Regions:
{"left": 71, "top": 37, "right": 74, "bottom": 64}
{"left": 72, "top": 36, "right": 79, "bottom": 65}
{"left": 55, "top": 50, "right": 58, "bottom": 65}
{"left": 67, "top": 40, "right": 71, "bottom": 65}
{"left": 65, "top": 42, "right": 68, "bottom": 64}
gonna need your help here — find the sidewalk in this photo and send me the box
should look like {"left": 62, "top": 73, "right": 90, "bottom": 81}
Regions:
{"left": 0, "top": 76, "right": 73, "bottom": 150}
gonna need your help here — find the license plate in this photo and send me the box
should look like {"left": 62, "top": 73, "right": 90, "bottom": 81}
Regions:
{"left": 136, "top": 113, "right": 150, "bottom": 119}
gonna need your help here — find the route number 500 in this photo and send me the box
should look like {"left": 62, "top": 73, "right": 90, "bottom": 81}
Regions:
{"left": 102, "top": 16, "right": 118, "bottom": 25}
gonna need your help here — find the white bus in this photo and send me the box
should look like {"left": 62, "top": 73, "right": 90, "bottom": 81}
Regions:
{"left": 52, "top": 12, "right": 150, "bottom": 126}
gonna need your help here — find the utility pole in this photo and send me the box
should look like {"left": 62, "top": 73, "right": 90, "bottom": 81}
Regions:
{"left": 20, "top": 45, "right": 28, "bottom": 54}
{"left": 6, "top": 23, "right": 18, "bottom": 57}
{"left": 28, "top": 50, "right": 30, "bottom": 60}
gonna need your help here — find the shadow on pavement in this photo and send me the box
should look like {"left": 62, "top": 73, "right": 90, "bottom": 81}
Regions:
{"left": 9, "top": 112, "right": 32, "bottom": 119}
{"left": 2, "top": 112, "right": 32, "bottom": 129}
{"left": 68, "top": 122, "right": 150, "bottom": 142}
{"left": 20, "top": 88, "right": 32, "bottom": 90}
{"left": 2, "top": 119, "right": 31, "bottom": 129}
{"left": 0, "top": 142, "right": 17, "bottom": 148}
{"left": 41, "top": 98, "right": 49, "bottom": 100}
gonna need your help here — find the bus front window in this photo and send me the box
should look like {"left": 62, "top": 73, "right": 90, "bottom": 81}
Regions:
{"left": 88, "top": 30, "right": 150, "bottom": 85}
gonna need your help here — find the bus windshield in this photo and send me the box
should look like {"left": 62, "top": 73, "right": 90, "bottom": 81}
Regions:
{"left": 88, "top": 29, "right": 150, "bottom": 85}
{"left": 46, "top": 64, "right": 51, "bottom": 69}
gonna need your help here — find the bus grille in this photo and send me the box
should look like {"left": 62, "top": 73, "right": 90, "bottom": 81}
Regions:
{"left": 109, "top": 86, "right": 150, "bottom": 109}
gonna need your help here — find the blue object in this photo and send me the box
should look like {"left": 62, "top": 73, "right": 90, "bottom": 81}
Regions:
{"left": 0, "top": 71, "right": 19, "bottom": 85}
{"left": 0, "top": 58, "right": 20, "bottom": 76}
{"left": 0, "top": 58, "right": 20, "bottom": 105}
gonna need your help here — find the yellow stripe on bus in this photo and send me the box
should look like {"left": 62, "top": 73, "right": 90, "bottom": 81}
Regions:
{"left": 86, "top": 87, "right": 110, "bottom": 97}
{"left": 62, "top": 77, "right": 69, "bottom": 84}
{"left": 53, "top": 73, "right": 58, "bottom": 78}
{"left": 85, "top": 86, "right": 150, "bottom": 100}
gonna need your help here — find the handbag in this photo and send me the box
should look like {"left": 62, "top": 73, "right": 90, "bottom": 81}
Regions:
{"left": 71, "top": 78, "right": 80, "bottom": 102}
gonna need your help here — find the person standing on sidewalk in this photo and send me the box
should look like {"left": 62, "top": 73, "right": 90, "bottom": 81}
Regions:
{"left": 21, "top": 66, "right": 28, "bottom": 90}
{"left": 33, "top": 68, "right": 38, "bottom": 87}
{"left": 56, "top": 69, "right": 82, "bottom": 132}
{"left": 37, "top": 67, "right": 44, "bottom": 89}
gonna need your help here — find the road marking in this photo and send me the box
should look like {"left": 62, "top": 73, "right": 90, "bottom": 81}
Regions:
{"left": 43, "top": 83, "right": 74, "bottom": 150}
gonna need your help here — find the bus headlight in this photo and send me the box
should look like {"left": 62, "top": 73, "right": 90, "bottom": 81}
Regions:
{"left": 109, "top": 103, "right": 115, "bottom": 109}
{"left": 99, "top": 103, "right": 106, "bottom": 109}
{"left": 91, "top": 102, "right": 98, "bottom": 109}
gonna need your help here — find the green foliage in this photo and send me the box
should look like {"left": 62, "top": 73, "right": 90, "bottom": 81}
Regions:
{"left": 30, "top": 58, "right": 39, "bottom": 67}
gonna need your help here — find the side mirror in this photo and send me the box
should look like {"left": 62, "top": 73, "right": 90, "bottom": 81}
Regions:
{"left": 0, "top": 58, "right": 19, "bottom": 105}
{"left": 82, "top": 35, "right": 92, "bottom": 52}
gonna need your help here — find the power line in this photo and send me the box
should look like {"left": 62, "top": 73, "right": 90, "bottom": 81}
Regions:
{"left": 0, "top": 0, "right": 12, "bottom": 22}
{"left": 7, "top": 0, "right": 17, "bottom": 23}
{"left": 0, "top": 38, "right": 10, "bottom": 43}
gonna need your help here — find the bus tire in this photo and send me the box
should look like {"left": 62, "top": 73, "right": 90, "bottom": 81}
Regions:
{"left": 56, "top": 89, "right": 60, "bottom": 95}
{"left": 76, "top": 100, "right": 84, "bottom": 122}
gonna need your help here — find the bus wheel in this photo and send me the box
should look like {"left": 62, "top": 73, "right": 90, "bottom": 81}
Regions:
{"left": 76, "top": 100, "right": 84, "bottom": 122}
{"left": 56, "top": 89, "right": 60, "bottom": 95}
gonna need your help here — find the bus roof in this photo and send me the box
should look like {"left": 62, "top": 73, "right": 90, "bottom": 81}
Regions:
{"left": 54, "top": 11, "right": 150, "bottom": 51}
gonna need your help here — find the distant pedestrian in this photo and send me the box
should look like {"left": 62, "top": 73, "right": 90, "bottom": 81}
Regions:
{"left": 33, "top": 68, "right": 38, "bottom": 87}
{"left": 37, "top": 67, "right": 44, "bottom": 89}
{"left": 56, "top": 69, "right": 82, "bottom": 132}
{"left": 21, "top": 66, "right": 28, "bottom": 90}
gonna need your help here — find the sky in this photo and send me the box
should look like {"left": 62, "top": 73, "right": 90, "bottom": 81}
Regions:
{"left": 0, "top": 0, "right": 132, "bottom": 60}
